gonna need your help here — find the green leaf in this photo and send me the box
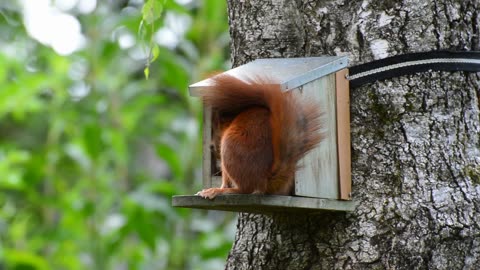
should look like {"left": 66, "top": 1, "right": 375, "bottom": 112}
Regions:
{"left": 125, "top": 206, "right": 157, "bottom": 250}
{"left": 83, "top": 124, "right": 103, "bottom": 160}
{"left": 149, "top": 181, "right": 177, "bottom": 197}
{"left": 144, "top": 67, "right": 150, "bottom": 79}
{"left": 4, "top": 249, "right": 49, "bottom": 270}
{"left": 151, "top": 44, "right": 160, "bottom": 62}
{"left": 155, "top": 144, "right": 182, "bottom": 178}
{"left": 141, "top": 0, "right": 164, "bottom": 24}
{"left": 0, "top": 150, "right": 31, "bottom": 190}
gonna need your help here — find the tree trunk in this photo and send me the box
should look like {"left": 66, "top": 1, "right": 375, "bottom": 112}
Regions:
{"left": 225, "top": 0, "right": 480, "bottom": 269}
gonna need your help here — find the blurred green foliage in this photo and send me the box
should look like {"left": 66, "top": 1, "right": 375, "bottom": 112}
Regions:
{"left": 0, "top": 0, "right": 234, "bottom": 269}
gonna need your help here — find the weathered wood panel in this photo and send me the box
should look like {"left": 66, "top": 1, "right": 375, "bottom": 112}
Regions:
{"left": 336, "top": 69, "right": 352, "bottom": 200}
{"left": 202, "top": 105, "right": 212, "bottom": 188}
{"left": 295, "top": 74, "right": 339, "bottom": 199}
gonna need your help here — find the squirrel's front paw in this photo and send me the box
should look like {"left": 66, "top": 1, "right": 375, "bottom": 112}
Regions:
{"left": 196, "top": 188, "right": 220, "bottom": 199}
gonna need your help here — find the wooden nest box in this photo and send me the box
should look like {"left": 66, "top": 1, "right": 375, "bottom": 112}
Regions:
{"left": 173, "top": 56, "right": 355, "bottom": 214}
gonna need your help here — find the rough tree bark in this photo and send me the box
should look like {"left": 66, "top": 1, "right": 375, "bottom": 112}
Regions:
{"left": 224, "top": 0, "right": 480, "bottom": 269}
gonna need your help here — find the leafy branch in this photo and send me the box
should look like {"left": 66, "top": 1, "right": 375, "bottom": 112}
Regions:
{"left": 140, "top": 0, "right": 165, "bottom": 79}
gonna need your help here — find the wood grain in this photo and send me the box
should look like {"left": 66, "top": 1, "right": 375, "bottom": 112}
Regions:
{"left": 295, "top": 74, "right": 339, "bottom": 199}
{"left": 202, "top": 105, "right": 212, "bottom": 188}
{"left": 336, "top": 69, "right": 352, "bottom": 200}
{"left": 172, "top": 194, "right": 355, "bottom": 214}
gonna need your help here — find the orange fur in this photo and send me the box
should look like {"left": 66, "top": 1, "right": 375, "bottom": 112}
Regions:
{"left": 196, "top": 74, "right": 323, "bottom": 199}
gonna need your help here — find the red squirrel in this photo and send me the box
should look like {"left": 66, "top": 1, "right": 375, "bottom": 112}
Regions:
{"left": 196, "top": 74, "right": 323, "bottom": 199}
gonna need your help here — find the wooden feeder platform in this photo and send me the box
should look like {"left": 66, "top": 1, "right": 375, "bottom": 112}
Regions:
{"left": 172, "top": 194, "right": 355, "bottom": 214}
{"left": 174, "top": 56, "right": 355, "bottom": 214}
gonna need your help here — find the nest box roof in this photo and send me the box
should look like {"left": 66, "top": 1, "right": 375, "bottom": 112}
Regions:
{"left": 189, "top": 56, "right": 348, "bottom": 96}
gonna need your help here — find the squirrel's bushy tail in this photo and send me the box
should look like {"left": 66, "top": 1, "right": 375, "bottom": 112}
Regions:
{"left": 199, "top": 74, "right": 323, "bottom": 192}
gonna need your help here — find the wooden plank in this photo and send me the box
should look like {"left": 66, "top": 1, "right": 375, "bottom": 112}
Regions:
{"left": 172, "top": 194, "right": 356, "bottom": 214}
{"left": 336, "top": 69, "right": 352, "bottom": 200}
{"left": 202, "top": 106, "right": 212, "bottom": 188}
{"left": 295, "top": 74, "right": 339, "bottom": 199}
